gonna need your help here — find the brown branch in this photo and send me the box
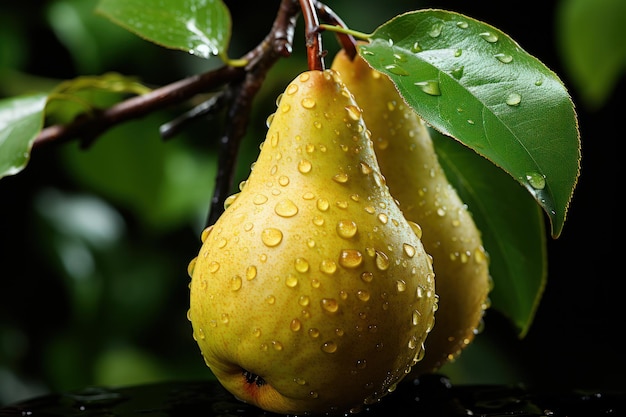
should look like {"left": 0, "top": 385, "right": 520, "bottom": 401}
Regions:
{"left": 34, "top": 65, "right": 245, "bottom": 149}
{"left": 30, "top": 0, "right": 303, "bottom": 229}
{"left": 206, "top": 0, "right": 300, "bottom": 225}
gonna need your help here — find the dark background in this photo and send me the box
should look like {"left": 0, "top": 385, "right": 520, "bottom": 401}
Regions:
{"left": 0, "top": 0, "right": 622, "bottom": 407}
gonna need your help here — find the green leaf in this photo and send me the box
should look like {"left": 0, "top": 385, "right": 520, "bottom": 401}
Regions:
{"left": 557, "top": 0, "right": 626, "bottom": 109}
{"left": 96, "top": 0, "right": 232, "bottom": 59}
{"left": 432, "top": 130, "right": 547, "bottom": 337}
{"left": 362, "top": 9, "right": 581, "bottom": 238}
{"left": 0, "top": 93, "right": 48, "bottom": 179}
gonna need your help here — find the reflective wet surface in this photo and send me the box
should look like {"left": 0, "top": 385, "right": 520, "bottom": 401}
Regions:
{"left": 0, "top": 374, "right": 623, "bottom": 416}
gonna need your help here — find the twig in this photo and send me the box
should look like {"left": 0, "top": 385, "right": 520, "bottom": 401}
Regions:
{"left": 159, "top": 92, "right": 226, "bottom": 140}
{"left": 31, "top": 0, "right": 303, "bottom": 228}
{"left": 315, "top": 1, "right": 358, "bottom": 59}
{"left": 206, "top": 0, "right": 300, "bottom": 225}
{"left": 299, "top": 0, "right": 325, "bottom": 70}
{"left": 33, "top": 65, "right": 245, "bottom": 149}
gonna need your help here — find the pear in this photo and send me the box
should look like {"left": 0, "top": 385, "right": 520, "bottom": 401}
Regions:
{"left": 188, "top": 69, "right": 437, "bottom": 415}
{"left": 331, "top": 48, "right": 491, "bottom": 375}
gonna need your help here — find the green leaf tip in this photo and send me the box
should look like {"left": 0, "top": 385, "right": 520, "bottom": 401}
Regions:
{"left": 360, "top": 9, "right": 581, "bottom": 238}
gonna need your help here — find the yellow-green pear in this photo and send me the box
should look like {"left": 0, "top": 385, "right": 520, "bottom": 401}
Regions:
{"left": 331, "top": 48, "right": 491, "bottom": 375}
{"left": 187, "top": 69, "right": 437, "bottom": 415}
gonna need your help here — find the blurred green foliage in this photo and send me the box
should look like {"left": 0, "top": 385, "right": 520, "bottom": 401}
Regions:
{"left": 0, "top": 0, "right": 623, "bottom": 407}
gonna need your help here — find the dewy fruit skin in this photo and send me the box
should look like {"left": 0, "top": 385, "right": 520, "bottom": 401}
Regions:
{"left": 331, "top": 48, "right": 491, "bottom": 375}
{"left": 188, "top": 69, "right": 437, "bottom": 415}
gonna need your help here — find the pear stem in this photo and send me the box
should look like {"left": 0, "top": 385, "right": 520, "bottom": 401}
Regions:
{"left": 314, "top": 2, "right": 358, "bottom": 60}
{"left": 299, "top": 0, "right": 325, "bottom": 71}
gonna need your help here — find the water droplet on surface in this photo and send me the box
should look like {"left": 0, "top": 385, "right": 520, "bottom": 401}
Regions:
{"left": 384, "top": 64, "right": 409, "bottom": 76}
{"left": 316, "top": 198, "right": 330, "bottom": 212}
{"left": 286, "top": 84, "right": 299, "bottom": 95}
{"left": 321, "top": 341, "right": 338, "bottom": 353}
{"left": 301, "top": 97, "right": 316, "bottom": 109}
{"left": 429, "top": 22, "right": 443, "bottom": 37}
{"left": 272, "top": 341, "right": 284, "bottom": 351}
{"left": 266, "top": 295, "right": 276, "bottom": 305}
{"left": 333, "top": 172, "right": 349, "bottom": 184}
{"left": 403, "top": 243, "right": 416, "bottom": 258}
{"left": 208, "top": 261, "right": 220, "bottom": 273}
{"left": 480, "top": 32, "right": 499, "bottom": 43}
{"left": 360, "top": 162, "right": 373, "bottom": 175}
{"left": 451, "top": 66, "right": 464, "bottom": 79}
{"left": 187, "top": 258, "right": 197, "bottom": 277}
{"left": 377, "top": 213, "right": 388, "bottom": 224}
{"left": 506, "top": 92, "right": 522, "bottom": 106}
{"left": 396, "top": 280, "right": 407, "bottom": 292}
{"left": 456, "top": 21, "right": 469, "bottom": 29}
{"left": 346, "top": 105, "right": 361, "bottom": 121}
{"left": 393, "top": 53, "right": 407, "bottom": 62}
{"left": 525, "top": 171, "right": 546, "bottom": 190}
{"left": 321, "top": 298, "right": 339, "bottom": 313}
{"left": 261, "top": 228, "right": 283, "bottom": 247}
{"left": 414, "top": 81, "right": 441, "bottom": 96}
{"left": 290, "top": 319, "right": 302, "bottom": 331}
{"left": 265, "top": 113, "right": 274, "bottom": 128}
{"left": 375, "top": 250, "right": 390, "bottom": 270}
{"left": 298, "top": 159, "right": 312, "bottom": 174}
{"left": 285, "top": 274, "right": 299, "bottom": 288}
{"left": 298, "top": 295, "right": 310, "bottom": 306}
{"left": 495, "top": 53, "right": 513, "bottom": 63}
{"left": 357, "top": 290, "right": 370, "bottom": 301}
{"left": 246, "top": 265, "right": 256, "bottom": 281}
{"left": 339, "top": 249, "right": 363, "bottom": 268}
{"left": 278, "top": 175, "right": 290, "bottom": 186}
{"left": 253, "top": 328, "right": 262, "bottom": 337}
{"left": 411, "top": 41, "right": 422, "bottom": 53}
{"left": 200, "top": 225, "right": 213, "bottom": 242}
{"left": 320, "top": 259, "right": 337, "bottom": 274}
{"left": 361, "top": 271, "right": 374, "bottom": 283}
{"left": 294, "top": 258, "right": 310, "bottom": 273}
{"left": 308, "top": 328, "right": 320, "bottom": 338}
{"left": 337, "top": 220, "right": 358, "bottom": 239}
{"left": 230, "top": 276, "right": 242, "bottom": 291}
{"left": 253, "top": 194, "right": 268, "bottom": 205}
{"left": 412, "top": 309, "right": 421, "bottom": 325}
{"left": 294, "top": 377, "right": 307, "bottom": 385}
{"left": 275, "top": 199, "right": 299, "bottom": 217}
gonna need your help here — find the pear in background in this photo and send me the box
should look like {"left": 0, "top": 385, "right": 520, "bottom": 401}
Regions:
{"left": 332, "top": 49, "right": 491, "bottom": 375}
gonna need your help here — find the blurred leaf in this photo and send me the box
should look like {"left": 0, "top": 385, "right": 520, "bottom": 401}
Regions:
{"left": 432, "top": 130, "right": 547, "bottom": 337}
{"left": 362, "top": 9, "right": 581, "bottom": 238}
{"left": 94, "top": 346, "right": 168, "bottom": 387}
{"left": 46, "top": 0, "right": 143, "bottom": 74}
{"left": 61, "top": 114, "right": 217, "bottom": 232}
{"left": 96, "top": 0, "right": 232, "bottom": 60}
{"left": 557, "top": 0, "right": 626, "bottom": 109}
{"left": 0, "top": 93, "right": 47, "bottom": 179}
